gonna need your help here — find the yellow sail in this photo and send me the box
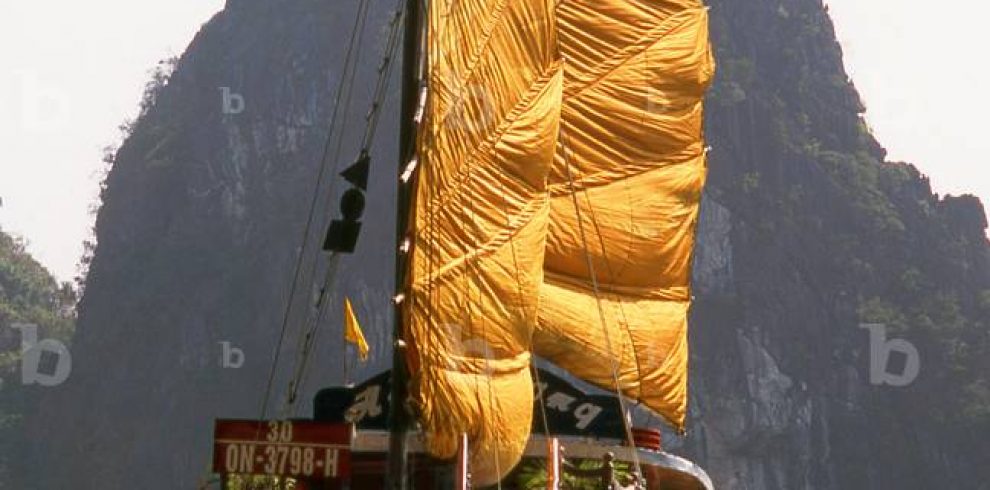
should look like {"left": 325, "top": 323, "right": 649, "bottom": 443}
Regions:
{"left": 403, "top": 0, "right": 562, "bottom": 484}
{"left": 535, "top": 1, "right": 715, "bottom": 430}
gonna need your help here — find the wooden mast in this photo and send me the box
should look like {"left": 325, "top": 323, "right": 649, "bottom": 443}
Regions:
{"left": 386, "top": 0, "right": 421, "bottom": 488}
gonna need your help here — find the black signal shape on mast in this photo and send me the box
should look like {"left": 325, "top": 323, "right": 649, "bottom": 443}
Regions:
{"left": 341, "top": 150, "right": 371, "bottom": 191}
{"left": 323, "top": 152, "right": 370, "bottom": 254}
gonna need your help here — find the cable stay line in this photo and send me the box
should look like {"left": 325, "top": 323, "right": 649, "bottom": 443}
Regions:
{"left": 560, "top": 130, "right": 645, "bottom": 482}
{"left": 280, "top": 0, "right": 407, "bottom": 419}
{"left": 255, "top": 0, "right": 372, "bottom": 427}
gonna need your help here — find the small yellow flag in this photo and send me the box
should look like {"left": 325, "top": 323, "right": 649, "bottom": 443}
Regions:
{"left": 344, "top": 297, "right": 369, "bottom": 361}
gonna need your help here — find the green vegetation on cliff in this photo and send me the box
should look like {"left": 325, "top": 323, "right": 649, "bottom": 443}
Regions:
{"left": 684, "top": 2, "right": 990, "bottom": 487}
{"left": 706, "top": 0, "right": 990, "bottom": 450}
{"left": 0, "top": 231, "right": 75, "bottom": 484}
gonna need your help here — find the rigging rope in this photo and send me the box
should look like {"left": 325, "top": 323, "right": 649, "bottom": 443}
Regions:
{"left": 282, "top": 0, "right": 372, "bottom": 338}
{"left": 361, "top": 7, "right": 406, "bottom": 150}
{"left": 282, "top": 0, "right": 407, "bottom": 416}
{"left": 581, "top": 191, "right": 645, "bottom": 401}
{"left": 559, "top": 129, "right": 644, "bottom": 480}
{"left": 256, "top": 0, "right": 372, "bottom": 425}
{"left": 284, "top": 253, "right": 340, "bottom": 411}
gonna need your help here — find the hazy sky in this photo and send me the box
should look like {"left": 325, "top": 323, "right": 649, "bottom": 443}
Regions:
{"left": 0, "top": 0, "right": 225, "bottom": 282}
{"left": 0, "top": 0, "right": 987, "bottom": 282}
{"left": 824, "top": 0, "right": 989, "bottom": 219}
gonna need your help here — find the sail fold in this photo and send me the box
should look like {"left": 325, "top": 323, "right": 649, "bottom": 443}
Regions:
{"left": 535, "top": 1, "right": 715, "bottom": 430}
{"left": 404, "top": 0, "right": 562, "bottom": 484}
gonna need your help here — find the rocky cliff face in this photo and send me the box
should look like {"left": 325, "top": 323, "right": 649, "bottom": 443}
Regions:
{"left": 684, "top": 1, "right": 990, "bottom": 488}
{"left": 23, "top": 1, "right": 399, "bottom": 487}
{"left": 18, "top": 0, "right": 990, "bottom": 488}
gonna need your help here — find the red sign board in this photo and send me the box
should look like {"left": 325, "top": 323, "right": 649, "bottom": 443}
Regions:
{"left": 213, "top": 420, "right": 352, "bottom": 481}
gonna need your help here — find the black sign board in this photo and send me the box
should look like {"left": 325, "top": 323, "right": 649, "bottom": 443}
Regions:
{"left": 314, "top": 369, "right": 625, "bottom": 440}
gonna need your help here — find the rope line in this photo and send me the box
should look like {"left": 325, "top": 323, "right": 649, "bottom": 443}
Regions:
{"left": 281, "top": 0, "right": 407, "bottom": 417}
{"left": 580, "top": 188, "right": 645, "bottom": 402}
{"left": 255, "top": 0, "right": 372, "bottom": 427}
{"left": 285, "top": 254, "right": 340, "bottom": 413}
{"left": 560, "top": 129, "right": 644, "bottom": 480}
{"left": 277, "top": 0, "right": 372, "bottom": 417}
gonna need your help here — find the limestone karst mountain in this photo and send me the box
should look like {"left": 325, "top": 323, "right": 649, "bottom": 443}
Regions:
{"left": 12, "top": 0, "right": 989, "bottom": 488}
